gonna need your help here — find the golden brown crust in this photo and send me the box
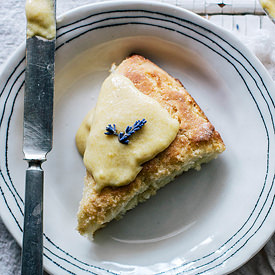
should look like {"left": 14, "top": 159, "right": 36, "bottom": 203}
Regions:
{"left": 77, "top": 55, "right": 225, "bottom": 236}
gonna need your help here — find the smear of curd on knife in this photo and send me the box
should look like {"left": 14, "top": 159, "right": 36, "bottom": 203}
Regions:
{"left": 78, "top": 73, "right": 180, "bottom": 192}
{"left": 260, "top": 0, "right": 275, "bottom": 19}
{"left": 25, "top": 0, "right": 56, "bottom": 39}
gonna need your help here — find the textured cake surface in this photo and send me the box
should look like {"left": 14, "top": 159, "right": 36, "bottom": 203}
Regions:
{"left": 77, "top": 55, "right": 225, "bottom": 238}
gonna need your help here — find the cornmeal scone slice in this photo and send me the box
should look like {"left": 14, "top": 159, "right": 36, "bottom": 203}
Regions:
{"left": 77, "top": 55, "right": 225, "bottom": 238}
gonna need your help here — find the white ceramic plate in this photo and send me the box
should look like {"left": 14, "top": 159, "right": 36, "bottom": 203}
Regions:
{"left": 1, "top": 1, "right": 275, "bottom": 274}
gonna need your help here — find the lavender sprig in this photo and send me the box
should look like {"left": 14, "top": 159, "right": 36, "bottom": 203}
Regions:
{"left": 104, "top": 124, "right": 118, "bottom": 136}
{"left": 118, "top": 119, "right": 147, "bottom": 144}
{"left": 104, "top": 119, "right": 147, "bottom": 144}
{"left": 118, "top": 131, "right": 130, "bottom": 145}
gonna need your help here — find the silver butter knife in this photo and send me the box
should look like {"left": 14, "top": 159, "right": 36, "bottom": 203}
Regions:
{"left": 21, "top": 0, "right": 56, "bottom": 274}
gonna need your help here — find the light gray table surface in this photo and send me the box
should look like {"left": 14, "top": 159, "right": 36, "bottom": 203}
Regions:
{"left": 1, "top": 1, "right": 275, "bottom": 274}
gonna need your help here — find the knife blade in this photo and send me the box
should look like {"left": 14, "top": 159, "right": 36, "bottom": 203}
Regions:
{"left": 21, "top": 1, "right": 56, "bottom": 274}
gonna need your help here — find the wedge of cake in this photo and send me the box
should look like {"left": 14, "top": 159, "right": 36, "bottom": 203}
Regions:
{"left": 76, "top": 55, "right": 225, "bottom": 238}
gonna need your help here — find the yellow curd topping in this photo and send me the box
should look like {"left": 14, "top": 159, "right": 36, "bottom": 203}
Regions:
{"left": 25, "top": 0, "right": 56, "bottom": 39}
{"left": 77, "top": 73, "right": 179, "bottom": 192}
{"left": 76, "top": 109, "right": 95, "bottom": 156}
{"left": 260, "top": 0, "right": 275, "bottom": 19}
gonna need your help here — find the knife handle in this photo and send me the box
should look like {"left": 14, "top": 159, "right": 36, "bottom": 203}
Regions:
{"left": 21, "top": 161, "right": 44, "bottom": 275}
